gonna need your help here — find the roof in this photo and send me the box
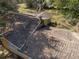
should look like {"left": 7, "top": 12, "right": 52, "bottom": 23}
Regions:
{"left": 3, "top": 13, "right": 79, "bottom": 59}
{"left": 3, "top": 13, "right": 39, "bottom": 49}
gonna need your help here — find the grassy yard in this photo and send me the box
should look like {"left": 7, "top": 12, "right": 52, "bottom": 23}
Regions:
{"left": 46, "top": 9, "right": 75, "bottom": 31}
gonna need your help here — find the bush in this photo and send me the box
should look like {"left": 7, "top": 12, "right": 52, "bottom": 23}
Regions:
{"left": 25, "top": 0, "right": 54, "bottom": 10}
{"left": 0, "top": 1, "right": 16, "bottom": 14}
{"left": 17, "top": 3, "right": 27, "bottom": 13}
{"left": 0, "top": 19, "right": 6, "bottom": 27}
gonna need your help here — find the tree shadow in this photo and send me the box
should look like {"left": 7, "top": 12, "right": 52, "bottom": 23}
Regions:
{"left": 25, "top": 32, "right": 60, "bottom": 59}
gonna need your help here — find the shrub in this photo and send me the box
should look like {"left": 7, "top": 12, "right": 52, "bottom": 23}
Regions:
{"left": 17, "top": 3, "right": 27, "bottom": 13}
{"left": 25, "top": 0, "right": 54, "bottom": 10}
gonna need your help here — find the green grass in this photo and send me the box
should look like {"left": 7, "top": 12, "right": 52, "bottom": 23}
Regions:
{"left": 46, "top": 9, "right": 74, "bottom": 30}
{"left": 17, "top": 3, "right": 28, "bottom": 13}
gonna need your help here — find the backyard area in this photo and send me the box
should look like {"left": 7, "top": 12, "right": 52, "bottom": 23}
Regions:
{"left": 0, "top": 0, "right": 79, "bottom": 59}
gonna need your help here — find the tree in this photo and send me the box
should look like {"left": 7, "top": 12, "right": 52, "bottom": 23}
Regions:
{"left": 53, "top": 0, "right": 68, "bottom": 9}
{"left": 25, "top": 0, "right": 54, "bottom": 11}
{"left": 67, "top": 0, "right": 79, "bottom": 10}
{"left": 0, "top": 0, "right": 17, "bottom": 13}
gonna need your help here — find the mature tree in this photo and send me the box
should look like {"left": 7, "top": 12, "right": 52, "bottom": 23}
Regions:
{"left": 25, "top": 0, "right": 54, "bottom": 11}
